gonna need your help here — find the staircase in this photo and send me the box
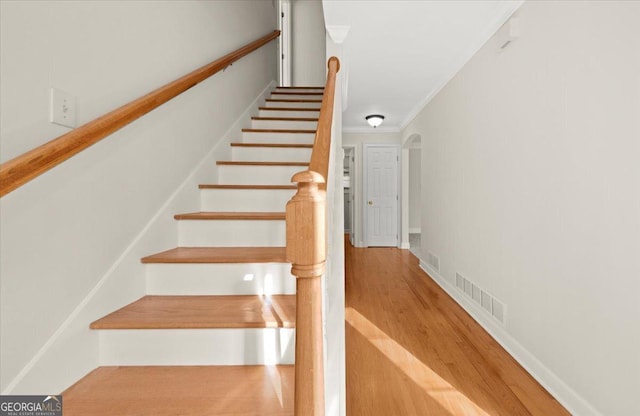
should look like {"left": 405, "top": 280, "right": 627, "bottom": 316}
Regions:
{"left": 62, "top": 87, "right": 324, "bottom": 415}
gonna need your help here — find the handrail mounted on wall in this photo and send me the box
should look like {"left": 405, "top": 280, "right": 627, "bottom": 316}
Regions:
{"left": 0, "top": 30, "right": 280, "bottom": 198}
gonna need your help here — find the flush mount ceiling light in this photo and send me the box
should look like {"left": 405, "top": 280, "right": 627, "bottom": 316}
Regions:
{"left": 365, "top": 114, "right": 385, "bottom": 128}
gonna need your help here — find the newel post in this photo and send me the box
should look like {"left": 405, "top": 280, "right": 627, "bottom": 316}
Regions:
{"left": 286, "top": 170, "right": 326, "bottom": 416}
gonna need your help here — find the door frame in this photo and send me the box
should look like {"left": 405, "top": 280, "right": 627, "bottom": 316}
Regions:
{"left": 363, "top": 143, "right": 401, "bottom": 248}
{"left": 343, "top": 145, "right": 356, "bottom": 246}
{"left": 278, "top": 0, "right": 291, "bottom": 86}
{"left": 401, "top": 133, "right": 422, "bottom": 249}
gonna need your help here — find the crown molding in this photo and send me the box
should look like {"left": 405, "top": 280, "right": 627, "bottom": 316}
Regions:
{"left": 398, "top": 0, "right": 525, "bottom": 131}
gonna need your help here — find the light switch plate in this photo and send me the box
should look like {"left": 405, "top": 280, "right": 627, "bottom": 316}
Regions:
{"left": 50, "top": 88, "right": 76, "bottom": 128}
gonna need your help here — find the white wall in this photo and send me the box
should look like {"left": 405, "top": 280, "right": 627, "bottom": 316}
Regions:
{"left": 292, "top": 0, "right": 326, "bottom": 86}
{"left": 324, "top": 36, "right": 346, "bottom": 416}
{"left": 343, "top": 132, "right": 400, "bottom": 247}
{"left": 404, "top": 2, "right": 640, "bottom": 415}
{"left": 408, "top": 148, "right": 421, "bottom": 232}
{"left": 0, "top": 0, "right": 277, "bottom": 394}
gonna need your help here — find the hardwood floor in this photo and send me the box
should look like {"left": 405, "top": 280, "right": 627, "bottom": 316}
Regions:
{"left": 345, "top": 240, "right": 570, "bottom": 416}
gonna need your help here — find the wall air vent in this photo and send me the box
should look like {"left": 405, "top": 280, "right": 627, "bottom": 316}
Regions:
{"left": 455, "top": 272, "right": 506, "bottom": 325}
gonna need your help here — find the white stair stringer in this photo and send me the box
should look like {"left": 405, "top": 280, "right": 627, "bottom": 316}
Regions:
{"left": 231, "top": 146, "right": 312, "bottom": 162}
{"left": 146, "top": 263, "right": 296, "bottom": 296}
{"left": 200, "top": 188, "right": 296, "bottom": 211}
{"left": 98, "top": 327, "right": 295, "bottom": 366}
{"left": 217, "top": 165, "right": 305, "bottom": 185}
{"left": 178, "top": 219, "right": 285, "bottom": 247}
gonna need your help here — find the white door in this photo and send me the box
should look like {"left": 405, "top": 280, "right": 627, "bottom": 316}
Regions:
{"left": 365, "top": 145, "right": 399, "bottom": 247}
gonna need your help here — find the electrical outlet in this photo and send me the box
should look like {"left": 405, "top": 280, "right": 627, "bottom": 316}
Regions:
{"left": 50, "top": 88, "right": 76, "bottom": 128}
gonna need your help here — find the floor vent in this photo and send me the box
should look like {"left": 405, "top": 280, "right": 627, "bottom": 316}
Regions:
{"left": 455, "top": 272, "right": 506, "bottom": 325}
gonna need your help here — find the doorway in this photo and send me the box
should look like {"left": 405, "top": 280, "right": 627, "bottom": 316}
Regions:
{"left": 343, "top": 146, "right": 356, "bottom": 246}
{"left": 408, "top": 146, "right": 422, "bottom": 257}
{"left": 278, "top": 0, "right": 291, "bottom": 86}
{"left": 363, "top": 144, "right": 400, "bottom": 247}
{"left": 401, "top": 133, "right": 422, "bottom": 251}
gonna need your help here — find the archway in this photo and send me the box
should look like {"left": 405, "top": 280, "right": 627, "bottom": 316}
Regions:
{"left": 400, "top": 133, "right": 422, "bottom": 251}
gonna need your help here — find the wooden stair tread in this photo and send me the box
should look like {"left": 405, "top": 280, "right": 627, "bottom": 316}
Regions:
{"left": 258, "top": 107, "right": 320, "bottom": 112}
{"left": 231, "top": 142, "right": 313, "bottom": 148}
{"left": 141, "top": 246, "right": 287, "bottom": 263}
{"left": 90, "top": 295, "right": 296, "bottom": 329}
{"left": 198, "top": 184, "right": 297, "bottom": 190}
{"left": 265, "top": 99, "right": 322, "bottom": 103}
{"left": 174, "top": 212, "right": 285, "bottom": 220}
{"left": 272, "top": 92, "right": 323, "bottom": 96}
{"left": 216, "top": 161, "right": 309, "bottom": 166}
{"left": 251, "top": 116, "right": 319, "bottom": 121}
{"left": 242, "top": 128, "right": 316, "bottom": 133}
{"left": 62, "top": 365, "right": 294, "bottom": 415}
{"left": 277, "top": 86, "right": 323, "bottom": 89}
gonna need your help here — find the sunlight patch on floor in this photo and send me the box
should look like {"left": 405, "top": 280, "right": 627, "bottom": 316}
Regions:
{"left": 346, "top": 307, "right": 490, "bottom": 416}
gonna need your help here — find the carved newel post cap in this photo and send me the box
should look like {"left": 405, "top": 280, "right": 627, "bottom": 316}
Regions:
{"left": 291, "top": 170, "right": 325, "bottom": 185}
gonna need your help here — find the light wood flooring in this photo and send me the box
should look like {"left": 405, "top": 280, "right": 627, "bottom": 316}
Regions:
{"left": 345, "top": 239, "right": 570, "bottom": 416}
{"left": 63, "top": 239, "right": 570, "bottom": 415}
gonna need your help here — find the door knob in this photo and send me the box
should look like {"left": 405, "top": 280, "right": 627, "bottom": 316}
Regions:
{"left": 368, "top": 201, "right": 373, "bottom": 205}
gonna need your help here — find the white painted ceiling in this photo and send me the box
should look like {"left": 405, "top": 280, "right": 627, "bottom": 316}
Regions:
{"left": 322, "top": 0, "right": 522, "bottom": 132}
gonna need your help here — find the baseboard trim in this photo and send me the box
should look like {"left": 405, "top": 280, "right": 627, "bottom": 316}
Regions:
{"left": 409, "top": 227, "right": 421, "bottom": 234}
{"left": 417, "top": 259, "right": 602, "bottom": 416}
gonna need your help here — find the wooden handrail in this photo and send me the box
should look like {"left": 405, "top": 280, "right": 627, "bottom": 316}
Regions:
{"left": 308, "top": 57, "right": 340, "bottom": 188}
{"left": 0, "top": 30, "right": 280, "bottom": 198}
{"left": 285, "top": 56, "right": 340, "bottom": 416}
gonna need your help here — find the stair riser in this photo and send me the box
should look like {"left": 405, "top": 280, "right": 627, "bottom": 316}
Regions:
{"left": 201, "top": 188, "right": 296, "bottom": 211}
{"left": 264, "top": 101, "right": 321, "bottom": 109}
{"left": 251, "top": 119, "right": 318, "bottom": 130}
{"left": 258, "top": 109, "right": 320, "bottom": 118}
{"left": 270, "top": 94, "right": 323, "bottom": 101}
{"left": 231, "top": 147, "right": 312, "bottom": 162}
{"left": 178, "top": 220, "right": 285, "bottom": 246}
{"left": 275, "top": 88, "right": 324, "bottom": 94}
{"left": 217, "top": 165, "right": 303, "bottom": 185}
{"left": 146, "top": 263, "right": 295, "bottom": 295}
{"left": 242, "top": 131, "right": 315, "bottom": 143}
{"left": 99, "top": 328, "right": 295, "bottom": 365}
